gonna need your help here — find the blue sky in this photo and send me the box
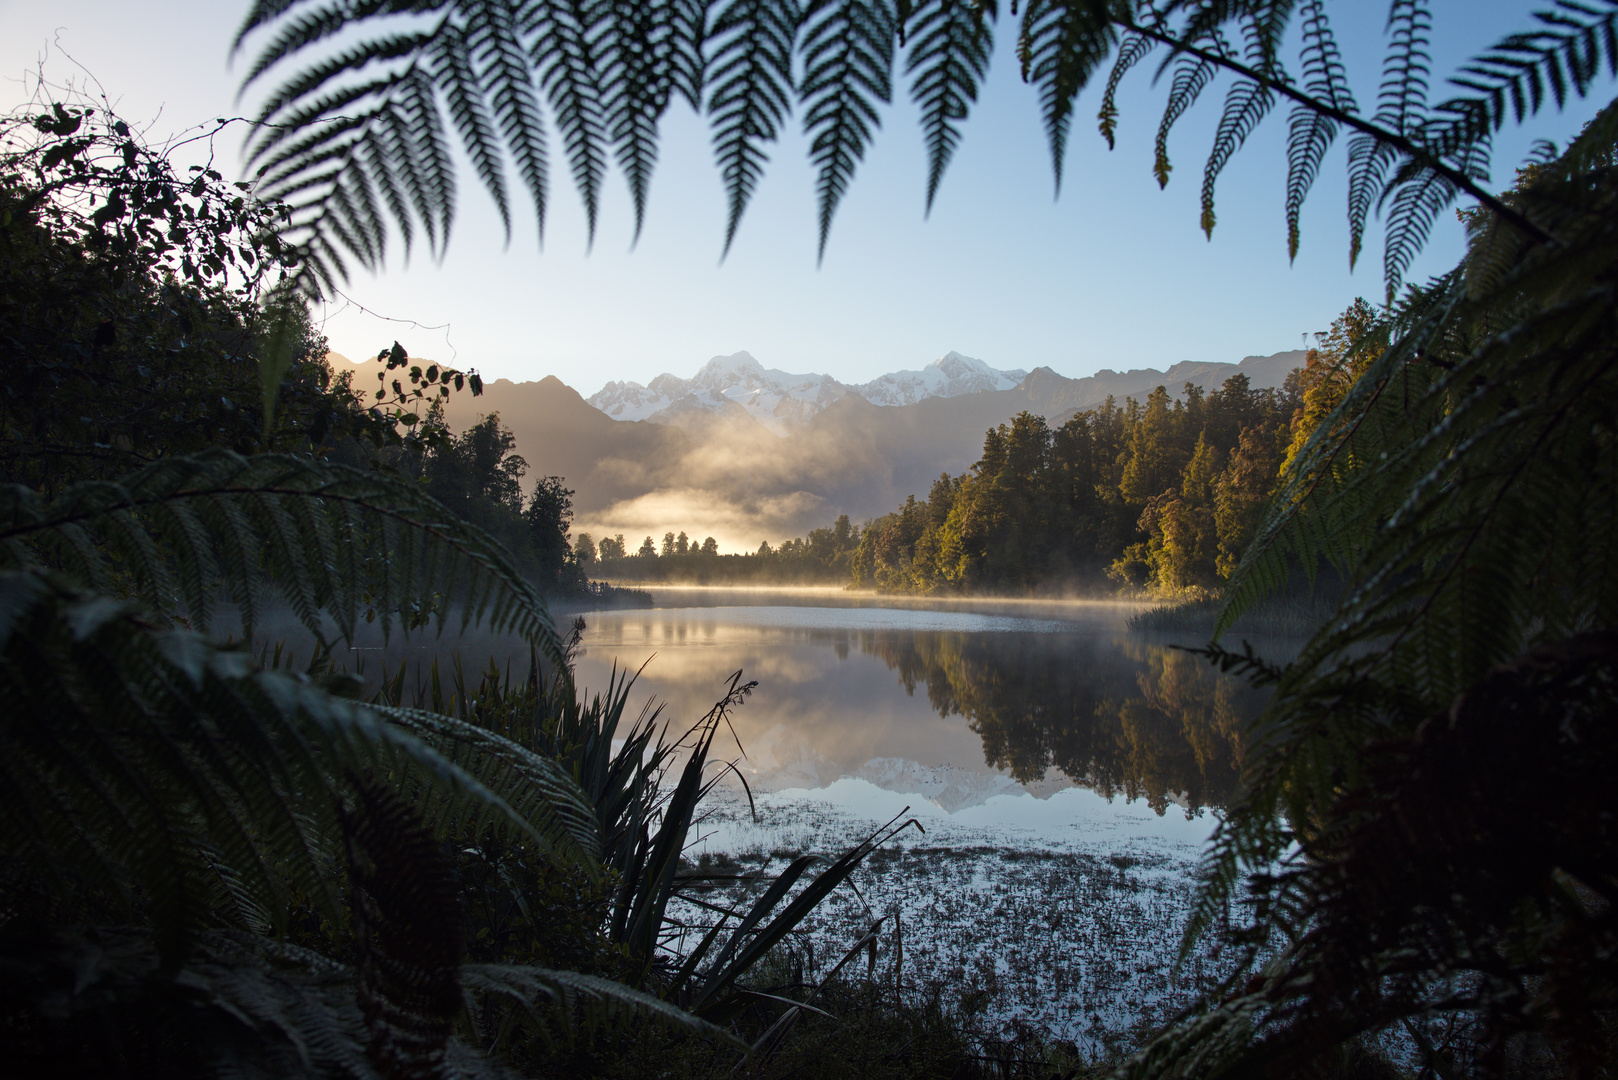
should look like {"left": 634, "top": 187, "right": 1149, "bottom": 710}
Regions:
{"left": 2, "top": 2, "right": 1609, "bottom": 392}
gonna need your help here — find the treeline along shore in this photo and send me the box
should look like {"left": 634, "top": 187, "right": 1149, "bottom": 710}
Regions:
{"left": 583, "top": 302, "right": 1374, "bottom": 600}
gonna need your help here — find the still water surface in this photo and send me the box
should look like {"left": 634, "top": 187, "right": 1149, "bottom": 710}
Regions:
{"left": 571, "top": 587, "right": 1265, "bottom": 823}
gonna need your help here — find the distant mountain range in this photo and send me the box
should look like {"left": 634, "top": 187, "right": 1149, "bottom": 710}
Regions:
{"left": 327, "top": 348, "right": 1305, "bottom": 551}
{"left": 585, "top": 349, "right": 1300, "bottom": 438}
{"left": 588, "top": 350, "right": 1028, "bottom": 435}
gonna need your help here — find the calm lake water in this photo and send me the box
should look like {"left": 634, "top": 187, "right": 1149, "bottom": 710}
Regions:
{"left": 572, "top": 587, "right": 1264, "bottom": 822}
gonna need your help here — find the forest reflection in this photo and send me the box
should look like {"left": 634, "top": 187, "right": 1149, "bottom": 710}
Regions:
{"left": 855, "top": 631, "right": 1263, "bottom": 813}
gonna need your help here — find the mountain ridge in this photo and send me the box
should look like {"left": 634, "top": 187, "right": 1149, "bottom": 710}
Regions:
{"left": 325, "top": 349, "right": 1306, "bottom": 551}
{"left": 588, "top": 350, "right": 1028, "bottom": 435}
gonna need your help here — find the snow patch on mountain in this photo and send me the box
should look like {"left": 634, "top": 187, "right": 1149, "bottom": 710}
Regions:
{"left": 587, "top": 350, "right": 1026, "bottom": 435}
{"left": 853, "top": 350, "right": 1027, "bottom": 406}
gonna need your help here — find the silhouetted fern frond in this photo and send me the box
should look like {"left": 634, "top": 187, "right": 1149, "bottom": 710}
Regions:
{"left": 1286, "top": 0, "right": 1353, "bottom": 260}
{"left": 902, "top": 0, "right": 996, "bottom": 215}
{"left": 530, "top": 0, "right": 610, "bottom": 248}
{"left": 1346, "top": 0, "right": 1429, "bottom": 271}
{"left": 801, "top": 0, "right": 897, "bottom": 260}
{"left": 1434, "top": 0, "right": 1618, "bottom": 160}
{"left": 0, "top": 449, "right": 567, "bottom": 665}
{"left": 0, "top": 572, "right": 564, "bottom": 968}
{"left": 1094, "top": 27, "right": 1152, "bottom": 152}
{"left": 1199, "top": 16, "right": 1280, "bottom": 237}
{"left": 1190, "top": 111, "right": 1618, "bottom": 1009}
{"left": 379, "top": 705, "right": 602, "bottom": 866}
{"left": 466, "top": 0, "right": 551, "bottom": 246}
{"left": 707, "top": 0, "right": 802, "bottom": 255}
{"left": 1018, "top": 0, "right": 1118, "bottom": 195}
{"left": 1151, "top": 29, "right": 1229, "bottom": 189}
{"left": 239, "top": 1, "right": 1617, "bottom": 293}
{"left": 597, "top": 0, "right": 707, "bottom": 242}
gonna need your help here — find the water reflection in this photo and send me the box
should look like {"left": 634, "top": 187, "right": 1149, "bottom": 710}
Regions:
{"left": 572, "top": 598, "right": 1264, "bottom": 814}
{"left": 857, "top": 632, "right": 1256, "bottom": 813}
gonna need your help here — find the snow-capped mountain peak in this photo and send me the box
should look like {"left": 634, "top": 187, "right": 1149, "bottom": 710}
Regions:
{"left": 854, "top": 350, "right": 1027, "bottom": 407}
{"left": 586, "top": 350, "right": 1027, "bottom": 435}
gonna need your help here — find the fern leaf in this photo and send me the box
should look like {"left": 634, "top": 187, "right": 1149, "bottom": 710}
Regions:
{"left": 434, "top": 21, "right": 512, "bottom": 242}
{"left": 1426, "top": 1, "right": 1618, "bottom": 169}
{"left": 462, "top": 963, "right": 747, "bottom": 1045}
{"left": 707, "top": 0, "right": 802, "bottom": 257}
{"left": 0, "top": 450, "right": 568, "bottom": 665}
{"left": 379, "top": 705, "right": 602, "bottom": 866}
{"left": 596, "top": 0, "right": 707, "bottom": 242}
{"left": 1286, "top": 0, "right": 1355, "bottom": 261}
{"left": 801, "top": 0, "right": 897, "bottom": 261}
{"left": 1199, "top": 19, "right": 1279, "bottom": 238}
{"left": 1095, "top": 29, "right": 1153, "bottom": 152}
{"left": 1151, "top": 29, "right": 1228, "bottom": 189}
{"left": 527, "top": 0, "right": 610, "bottom": 248}
{"left": 1018, "top": 0, "right": 1118, "bottom": 195}
{"left": 1379, "top": 160, "right": 1457, "bottom": 299}
{"left": 236, "top": 0, "right": 376, "bottom": 91}
{"left": 0, "top": 574, "right": 574, "bottom": 967}
{"left": 903, "top": 0, "right": 996, "bottom": 215}
{"left": 466, "top": 0, "right": 551, "bottom": 246}
{"left": 249, "top": 61, "right": 457, "bottom": 295}
{"left": 1345, "top": 0, "right": 1431, "bottom": 269}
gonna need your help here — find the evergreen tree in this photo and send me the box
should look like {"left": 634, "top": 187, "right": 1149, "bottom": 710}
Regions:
{"left": 574, "top": 532, "right": 598, "bottom": 569}
{"left": 524, "top": 475, "right": 575, "bottom": 586}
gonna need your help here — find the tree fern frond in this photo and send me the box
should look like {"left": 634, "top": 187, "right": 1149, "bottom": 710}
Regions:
{"left": 0, "top": 450, "right": 568, "bottom": 665}
{"left": 378, "top": 705, "right": 602, "bottom": 866}
{"left": 1378, "top": 0, "right": 1432, "bottom": 138}
{"left": 462, "top": 963, "right": 747, "bottom": 1045}
{"left": 801, "top": 0, "right": 897, "bottom": 261}
{"left": 1151, "top": 28, "right": 1228, "bottom": 189}
{"left": 0, "top": 573, "right": 569, "bottom": 967}
{"left": 466, "top": 0, "right": 550, "bottom": 245}
{"left": 249, "top": 62, "right": 457, "bottom": 294}
{"left": 1419, "top": 0, "right": 1618, "bottom": 202}
{"left": 526, "top": 0, "right": 610, "bottom": 248}
{"left": 1379, "top": 157, "right": 1459, "bottom": 299}
{"left": 1206, "top": 133, "right": 1618, "bottom": 982}
{"left": 707, "top": 0, "right": 802, "bottom": 256}
{"left": 1199, "top": 18, "right": 1279, "bottom": 238}
{"left": 904, "top": 0, "right": 996, "bottom": 215}
{"left": 1344, "top": 0, "right": 1430, "bottom": 268}
{"left": 237, "top": 0, "right": 386, "bottom": 92}
{"left": 1095, "top": 28, "right": 1154, "bottom": 152}
{"left": 596, "top": 0, "right": 707, "bottom": 242}
{"left": 434, "top": 20, "right": 512, "bottom": 241}
{"left": 1285, "top": 0, "right": 1354, "bottom": 261}
{"left": 249, "top": 30, "right": 437, "bottom": 137}
{"left": 1018, "top": 0, "right": 1118, "bottom": 195}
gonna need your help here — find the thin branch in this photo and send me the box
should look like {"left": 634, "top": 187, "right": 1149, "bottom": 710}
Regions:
{"left": 1119, "top": 16, "right": 1558, "bottom": 248}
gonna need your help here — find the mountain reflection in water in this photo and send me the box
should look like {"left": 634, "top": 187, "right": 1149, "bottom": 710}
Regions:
{"left": 855, "top": 631, "right": 1257, "bottom": 813}
{"left": 570, "top": 596, "right": 1267, "bottom": 814}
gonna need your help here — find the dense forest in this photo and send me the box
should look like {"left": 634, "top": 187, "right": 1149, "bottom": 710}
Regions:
{"left": 853, "top": 303, "right": 1375, "bottom": 597}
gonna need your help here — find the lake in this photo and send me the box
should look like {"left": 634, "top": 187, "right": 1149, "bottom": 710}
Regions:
{"left": 566, "top": 587, "right": 1272, "bottom": 1047}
